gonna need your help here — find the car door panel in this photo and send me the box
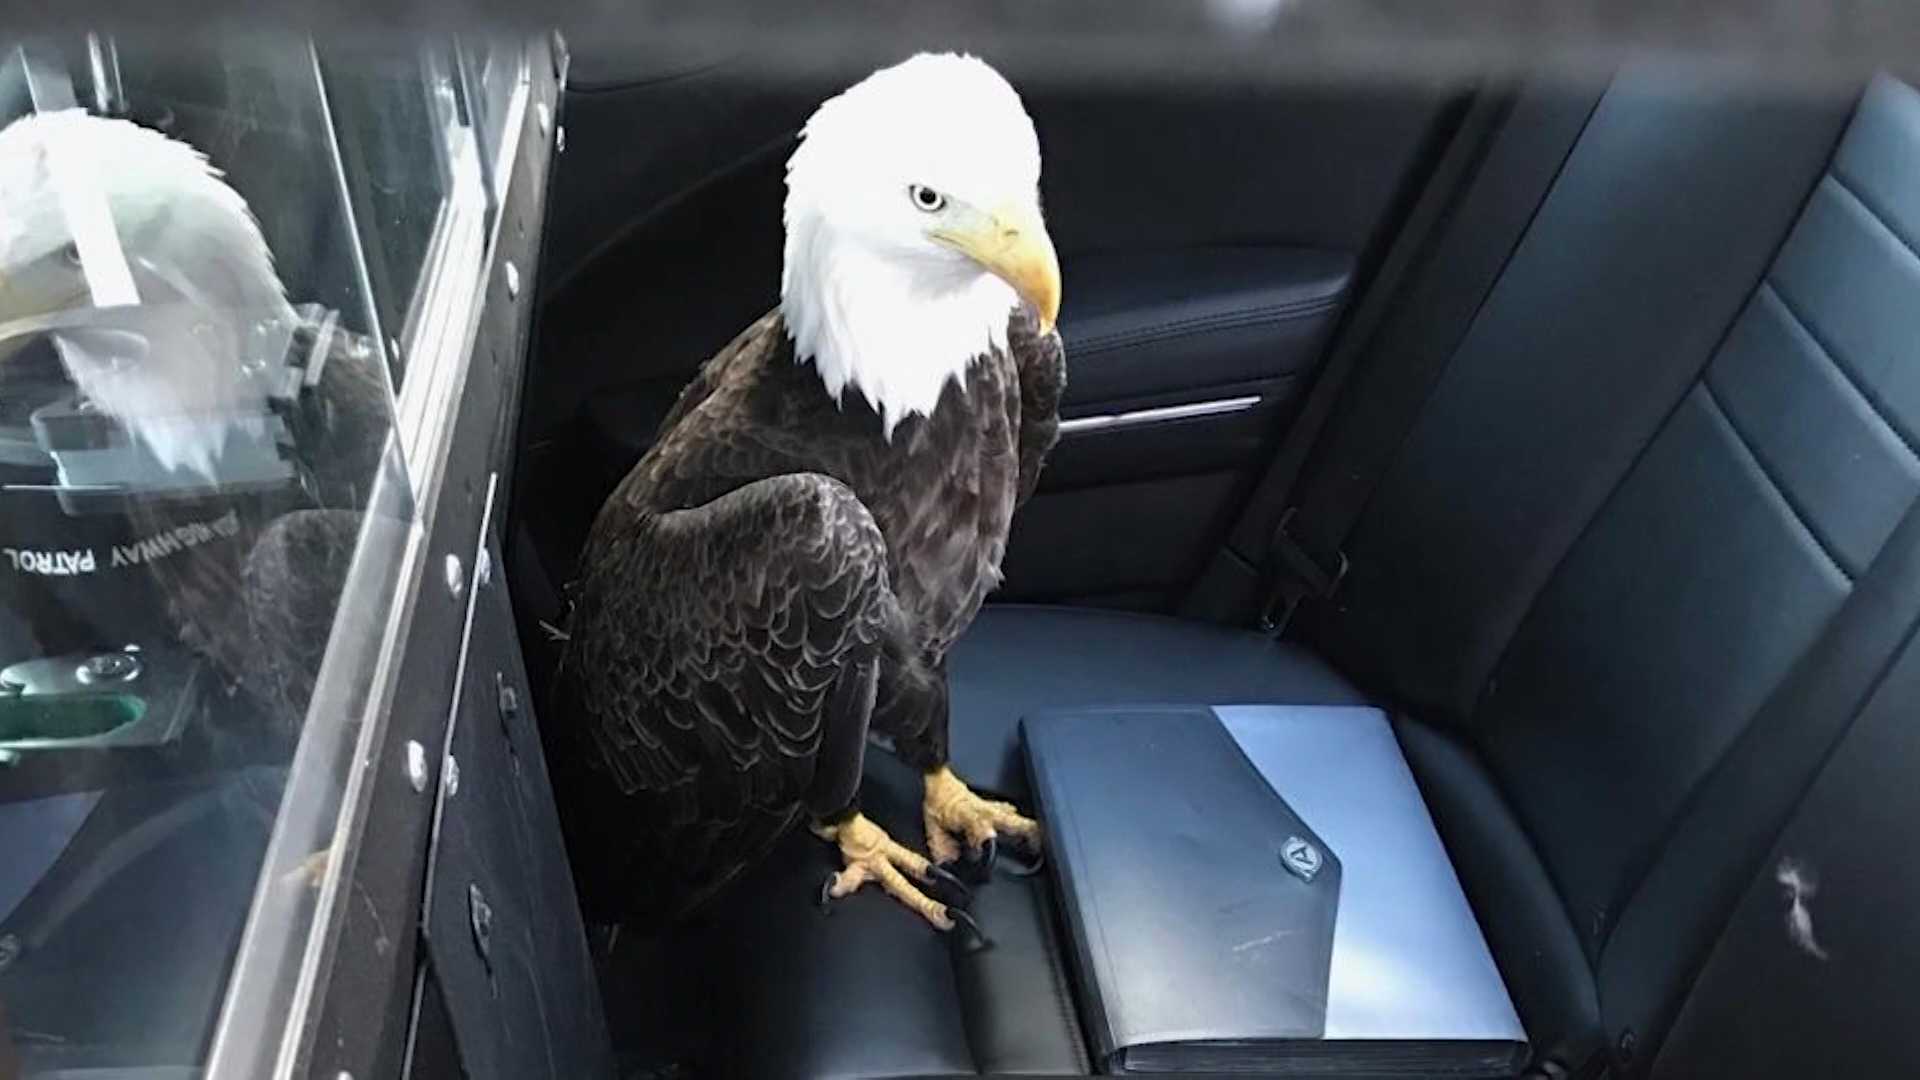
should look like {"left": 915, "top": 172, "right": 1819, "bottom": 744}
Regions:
{"left": 989, "top": 246, "right": 1351, "bottom": 604}
{"left": 1001, "top": 471, "right": 1247, "bottom": 610}
{"left": 1056, "top": 247, "right": 1350, "bottom": 408}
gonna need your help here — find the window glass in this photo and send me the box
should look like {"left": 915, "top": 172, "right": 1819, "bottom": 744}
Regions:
{"left": 321, "top": 42, "right": 463, "bottom": 385}
{"left": 0, "top": 34, "right": 490, "bottom": 1078}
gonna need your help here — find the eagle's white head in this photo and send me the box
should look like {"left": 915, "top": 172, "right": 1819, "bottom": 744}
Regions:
{"left": 782, "top": 53, "right": 1061, "bottom": 437}
{"left": 0, "top": 110, "right": 294, "bottom": 479}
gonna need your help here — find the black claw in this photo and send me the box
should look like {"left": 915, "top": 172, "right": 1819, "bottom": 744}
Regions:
{"left": 976, "top": 834, "right": 999, "bottom": 876}
{"left": 817, "top": 874, "right": 837, "bottom": 915}
{"left": 944, "top": 906, "right": 992, "bottom": 953}
{"left": 925, "top": 863, "right": 974, "bottom": 908}
{"left": 999, "top": 844, "right": 1046, "bottom": 878}
{"left": 940, "top": 849, "right": 993, "bottom": 887}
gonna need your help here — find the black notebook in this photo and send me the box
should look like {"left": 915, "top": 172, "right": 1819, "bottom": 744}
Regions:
{"left": 1025, "top": 705, "right": 1527, "bottom": 1076}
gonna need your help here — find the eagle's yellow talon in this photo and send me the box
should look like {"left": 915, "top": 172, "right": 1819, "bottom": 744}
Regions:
{"left": 815, "top": 812, "right": 954, "bottom": 930}
{"left": 923, "top": 766, "right": 1042, "bottom": 865}
{"left": 927, "top": 822, "right": 965, "bottom": 866}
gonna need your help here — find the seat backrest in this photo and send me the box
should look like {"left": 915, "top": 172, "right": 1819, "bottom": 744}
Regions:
{"left": 1301, "top": 68, "right": 1920, "bottom": 1076}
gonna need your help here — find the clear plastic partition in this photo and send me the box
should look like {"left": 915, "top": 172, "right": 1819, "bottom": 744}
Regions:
{"left": 0, "top": 33, "right": 515, "bottom": 1079}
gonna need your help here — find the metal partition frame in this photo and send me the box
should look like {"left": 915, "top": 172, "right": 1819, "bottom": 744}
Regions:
{"left": 300, "top": 32, "right": 564, "bottom": 1080}
{"left": 199, "top": 32, "right": 563, "bottom": 1080}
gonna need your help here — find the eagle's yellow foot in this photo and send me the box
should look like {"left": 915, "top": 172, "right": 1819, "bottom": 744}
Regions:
{"left": 923, "top": 766, "right": 1044, "bottom": 878}
{"left": 811, "top": 813, "right": 978, "bottom": 938}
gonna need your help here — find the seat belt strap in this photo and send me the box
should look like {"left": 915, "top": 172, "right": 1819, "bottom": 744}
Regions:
{"left": 1183, "top": 76, "right": 1608, "bottom": 634}
{"left": 1179, "top": 82, "right": 1513, "bottom": 628}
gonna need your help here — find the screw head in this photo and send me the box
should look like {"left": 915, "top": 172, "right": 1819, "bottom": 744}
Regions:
{"left": 475, "top": 546, "right": 493, "bottom": 589}
{"left": 77, "top": 650, "right": 141, "bottom": 684}
{"left": 503, "top": 260, "right": 521, "bottom": 300}
{"left": 536, "top": 101, "right": 551, "bottom": 135}
{"left": 497, "top": 673, "right": 521, "bottom": 723}
{"left": 444, "top": 753, "right": 460, "bottom": 797}
{"left": 444, "top": 553, "right": 465, "bottom": 599}
{"left": 405, "top": 740, "right": 429, "bottom": 793}
{"left": 556, "top": 125, "right": 566, "bottom": 154}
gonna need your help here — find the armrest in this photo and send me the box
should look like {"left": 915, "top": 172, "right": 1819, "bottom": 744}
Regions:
{"left": 1058, "top": 247, "right": 1352, "bottom": 410}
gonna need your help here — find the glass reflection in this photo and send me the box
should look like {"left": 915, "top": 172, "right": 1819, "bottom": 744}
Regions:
{"left": 322, "top": 44, "right": 456, "bottom": 382}
{"left": 0, "top": 34, "right": 447, "bottom": 1079}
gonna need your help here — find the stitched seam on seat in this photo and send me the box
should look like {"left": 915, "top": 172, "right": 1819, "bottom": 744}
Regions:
{"left": 1828, "top": 168, "right": 1920, "bottom": 271}
{"left": 1468, "top": 101, "right": 1853, "bottom": 723}
{"left": 1469, "top": 382, "right": 1793, "bottom": 968}
{"left": 1761, "top": 277, "right": 1920, "bottom": 459}
{"left": 1333, "top": 85, "right": 1609, "bottom": 691}
{"left": 1071, "top": 297, "right": 1341, "bottom": 356}
{"left": 1072, "top": 300, "right": 1339, "bottom": 356}
{"left": 1699, "top": 381, "right": 1854, "bottom": 584}
{"left": 1471, "top": 376, "right": 1715, "bottom": 732}
{"left": 1465, "top": 717, "right": 1613, "bottom": 975}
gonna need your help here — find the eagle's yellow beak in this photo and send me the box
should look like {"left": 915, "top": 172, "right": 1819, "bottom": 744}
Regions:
{"left": 933, "top": 201, "right": 1061, "bottom": 334}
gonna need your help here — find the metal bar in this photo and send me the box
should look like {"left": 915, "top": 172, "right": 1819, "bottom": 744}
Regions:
{"left": 16, "top": 42, "right": 77, "bottom": 111}
{"left": 16, "top": 41, "right": 140, "bottom": 307}
{"left": 200, "top": 450, "right": 422, "bottom": 1080}
{"left": 309, "top": 40, "right": 390, "bottom": 389}
{"left": 1058, "top": 395, "right": 1264, "bottom": 435}
{"left": 303, "top": 43, "right": 557, "bottom": 1073}
{"left": 393, "top": 47, "right": 527, "bottom": 513}
{"left": 84, "top": 33, "right": 125, "bottom": 115}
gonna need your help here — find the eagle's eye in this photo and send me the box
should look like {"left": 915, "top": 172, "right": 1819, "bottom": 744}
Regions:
{"left": 62, "top": 242, "right": 81, "bottom": 267}
{"left": 908, "top": 184, "right": 946, "bottom": 213}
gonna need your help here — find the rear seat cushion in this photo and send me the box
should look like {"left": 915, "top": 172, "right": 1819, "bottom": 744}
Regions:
{"left": 1395, "top": 717, "right": 1601, "bottom": 1061}
{"left": 949, "top": 605, "right": 1365, "bottom": 798}
{"left": 687, "top": 606, "right": 1364, "bottom": 1079}
{"left": 698, "top": 749, "right": 1088, "bottom": 1079}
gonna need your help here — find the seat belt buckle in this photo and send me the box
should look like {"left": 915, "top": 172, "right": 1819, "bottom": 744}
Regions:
{"left": 1257, "top": 507, "right": 1349, "bottom": 638}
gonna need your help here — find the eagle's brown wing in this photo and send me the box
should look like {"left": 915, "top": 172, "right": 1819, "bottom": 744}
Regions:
{"left": 650, "top": 312, "right": 783, "bottom": 444}
{"left": 560, "top": 470, "right": 896, "bottom": 923}
{"left": 1008, "top": 307, "right": 1066, "bottom": 508}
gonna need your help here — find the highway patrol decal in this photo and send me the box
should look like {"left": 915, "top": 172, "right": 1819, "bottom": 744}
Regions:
{"left": 3, "top": 509, "right": 241, "bottom": 576}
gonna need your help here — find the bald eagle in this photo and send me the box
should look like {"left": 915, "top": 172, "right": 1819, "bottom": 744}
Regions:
{"left": 0, "top": 109, "right": 389, "bottom": 735}
{"left": 558, "top": 53, "right": 1066, "bottom": 934}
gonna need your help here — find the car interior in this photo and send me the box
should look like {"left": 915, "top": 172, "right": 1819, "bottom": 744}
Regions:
{"left": 5, "top": 21, "right": 1920, "bottom": 1080}
{"left": 508, "top": 44, "right": 1920, "bottom": 1080}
